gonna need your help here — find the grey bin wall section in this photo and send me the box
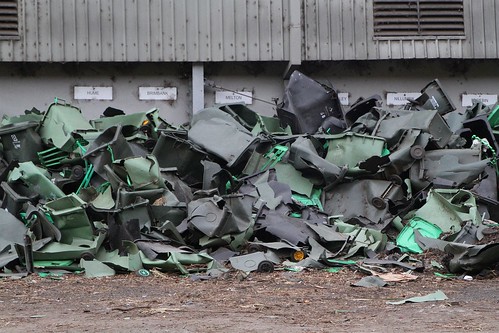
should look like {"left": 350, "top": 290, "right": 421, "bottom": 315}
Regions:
{"left": 1, "top": 0, "right": 499, "bottom": 62}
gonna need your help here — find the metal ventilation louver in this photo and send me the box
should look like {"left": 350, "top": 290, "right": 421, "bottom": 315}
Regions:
{"left": 0, "top": 0, "right": 18, "bottom": 38}
{"left": 373, "top": 0, "right": 465, "bottom": 37}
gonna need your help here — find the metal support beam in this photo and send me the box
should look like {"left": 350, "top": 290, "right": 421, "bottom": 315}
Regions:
{"left": 284, "top": 0, "right": 302, "bottom": 79}
{"left": 192, "top": 63, "right": 204, "bottom": 115}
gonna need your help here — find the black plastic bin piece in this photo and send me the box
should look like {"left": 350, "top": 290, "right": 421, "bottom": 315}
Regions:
{"left": 277, "top": 70, "right": 344, "bottom": 134}
{"left": 0, "top": 181, "right": 40, "bottom": 218}
{"left": 414, "top": 79, "right": 456, "bottom": 115}
{"left": 82, "top": 125, "right": 146, "bottom": 181}
{"left": 152, "top": 131, "right": 207, "bottom": 186}
{"left": 0, "top": 121, "right": 43, "bottom": 163}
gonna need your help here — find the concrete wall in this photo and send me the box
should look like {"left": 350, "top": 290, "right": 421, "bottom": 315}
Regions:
{"left": 1, "top": 59, "right": 499, "bottom": 125}
{"left": 0, "top": 62, "right": 288, "bottom": 124}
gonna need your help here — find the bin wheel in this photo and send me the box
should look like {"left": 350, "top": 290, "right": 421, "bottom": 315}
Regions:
{"left": 71, "top": 165, "right": 85, "bottom": 180}
{"left": 410, "top": 145, "right": 425, "bottom": 160}
{"left": 257, "top": 261, "right": 274, "bottom": 273}
{"left": 371, "top": 197, "right": 387, "bottom": 210}
{"left": 388, "top": 175, "right": 403, "bottom": 186}
{"left": 247, "top": 244, "right": 261, "bottom": 253}
{"left": 81, "top": 252, "right": 95, "bottom": 261}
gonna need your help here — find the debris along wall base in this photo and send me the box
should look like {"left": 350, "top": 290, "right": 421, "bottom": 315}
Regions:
{"left": 0, "top": 72, "right": 498, "bottom": 280}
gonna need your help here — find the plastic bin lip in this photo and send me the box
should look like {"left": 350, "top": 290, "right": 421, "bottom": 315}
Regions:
{"left": 0, "top": 121, "right": 39, "bottom": 135}
{"left": 82, "top": 125, "right": 122, "bottom": 157}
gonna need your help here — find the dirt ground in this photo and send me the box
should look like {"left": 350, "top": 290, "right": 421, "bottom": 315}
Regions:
{"left": 0, "top": 267, "right": 497, "bottom": 333}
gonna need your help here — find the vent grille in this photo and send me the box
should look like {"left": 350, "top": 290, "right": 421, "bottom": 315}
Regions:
{"left": 0, "top": 0, "right": 18, "bottom": 38}
{"left": 373, "top": 0, "right": 465, "bottom": 37}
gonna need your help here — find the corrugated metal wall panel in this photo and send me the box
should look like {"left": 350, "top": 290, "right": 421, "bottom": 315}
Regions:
{"left": 2, "top": 0, "right": 289, "bottom": 62}
{"left": 304, "top": 0, "right": 499, "bottom": 61}
{"left": 5, "top": 0, "right": 499, "bottom": 62}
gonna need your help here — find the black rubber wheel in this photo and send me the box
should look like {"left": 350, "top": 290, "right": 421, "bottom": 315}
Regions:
{"left": 257, "top": 260, "right": 274, "bottom": 273}
{"left": 247, "top": 244, "right": 261, "bottom": 253}
{"left": 410, "top": 145, "right": 425, "bottom": 160}
{"left": 71, "top": 165, "right": 85, "bottom": 180}
{"left": 80, "top": 252, "right": 95, "bottom": 261}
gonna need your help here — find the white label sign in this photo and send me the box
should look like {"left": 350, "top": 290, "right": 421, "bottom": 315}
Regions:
{"left": 74, "top": 86, "right": 113, "bottom": 100}
{"left": 338, "top": 92, "right": 349, "bottom": 106}
{"left": 139, "top": 87, "right": 177, "bottom": 101}
{"left": 215, "top": 91, "right": 253, "bottom": 105}
{"left": 386, "top": 92, "right": 421, "bottom": 106}
{"left": 462, "top": 94, "right": 497, "bottom": 107}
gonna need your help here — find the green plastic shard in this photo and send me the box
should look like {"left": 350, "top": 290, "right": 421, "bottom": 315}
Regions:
{"left": 89, "top": 186, "right": 115, "bottom": 210}
{"left": 139, "top": 251, "right": 215, "bottom": 275}
{"left": 292, "top": 188, "right": 323, "bottom": 210}
{"left": 387, "top": 290, "right": 448, "bottom": 305}
{"left": 34, "top": 260, "right": 74, "bottom": 269}
{"left": 91, "top": 108, "right": 161, "bottom": 141}
{"left": 321, "top": 132, "right": 386, "bottom": 175}
{"left": 324, "top": 267, "right": 343, "bottom": 273}
{"left": 409, "top": 189, "right": 482, "bottom": 235}
{"left": 42, "top": 194, "right": 94, "bottom": 244}
{"left": 487, "top": 104, "right": 499, "bottom": 129}
{"left": 8, "top": 162, "right": 65, "bottom": 201}
{"left": 33, "top": 231, "right": 106, "bottom": 261}
{"left": 261, "top": 145, "right": 288, "bottom": 170}
{"left": 117, "top": 155, "right": 166, "bottom": 190}
{"left": 397, "top": 217, "right": 443, "bottom": 254}
{"left": 328, "top": 221, "right": 388, "bottom": 258}
{"left": 39, "top": 101, "right": 94, "bottom": 152}
{"left": 80, "top": 259, "right": 116, "bottom": 278}
{"left": 95, "top": 241, "right": 142, "bottom": 272}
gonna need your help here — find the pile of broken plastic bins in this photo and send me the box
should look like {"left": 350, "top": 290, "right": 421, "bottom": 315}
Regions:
{"left": 1, "top": 72, "right": 498, "bottom": 280}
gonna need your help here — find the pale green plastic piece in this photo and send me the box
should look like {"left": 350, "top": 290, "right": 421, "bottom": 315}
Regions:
{"left": 139, "top": 251, "right": 215, "bottom": 275}
{"left": 33, "top": 232, "right": 106, "bottom": 261}
{"left": 95, "top": 241, "right": 142, "bottom": 272}
{"left": 43, "top": 194, "right": 94, "bottom": 244}
{"left": 39, "top": 102, "right": 94, "bottom": 152}
{"left": 8, "top": 162, "right": 65, "bottom": 201}
{"left": 322, "top": 132, "right": 386, "bottom": 175}
{"left": 91, "top": 108, "right": 160, "bottom": 141}
{"left": 327, "top": 220, "right": 388, "bottom": 258}
{"left": 409, "top": 189, "right": 482, "bottom": 235}
{"left": 80, "top": 259, "right": 116, "bottom": 278}
{"left": 120, "top": 155, "right": 166, "bottom": 190}
{"left": 387, "top": 290, "right": 448, "bottom": 305}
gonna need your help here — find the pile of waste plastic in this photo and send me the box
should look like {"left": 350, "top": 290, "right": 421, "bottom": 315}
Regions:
{"left": 1, "top": 71, "right": 498, "bottom": 279}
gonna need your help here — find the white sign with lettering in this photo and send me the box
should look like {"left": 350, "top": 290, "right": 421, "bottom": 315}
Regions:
{"left": 74, "top": 86, "right": 113, "bottom": 100}
{"left": 462, "top": 94, "right": 497, "bottom": 107}
{"left": 139, "top": 87, "right": 177, "bottom": 101}
{"left": 215, "top": 91, "right": 253, "bottom": 105}
{"left": 338, "top": 92, "right": 349, "bottom": 106}
{"left": 386, "top": 92, "right": 421, "bottom": 106}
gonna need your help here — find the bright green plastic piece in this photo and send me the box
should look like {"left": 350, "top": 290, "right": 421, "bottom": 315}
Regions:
{"left": 292, "top": 188, "right": 323, "bottom": 210}
{"left": 396, "top": 217, "right": 442, "bottom": 253}
{"left": 261, "top": 145, "right": 288, "bottom": 170}
{"left": 487, "top": 105, "right": 499, "bottom": 128}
